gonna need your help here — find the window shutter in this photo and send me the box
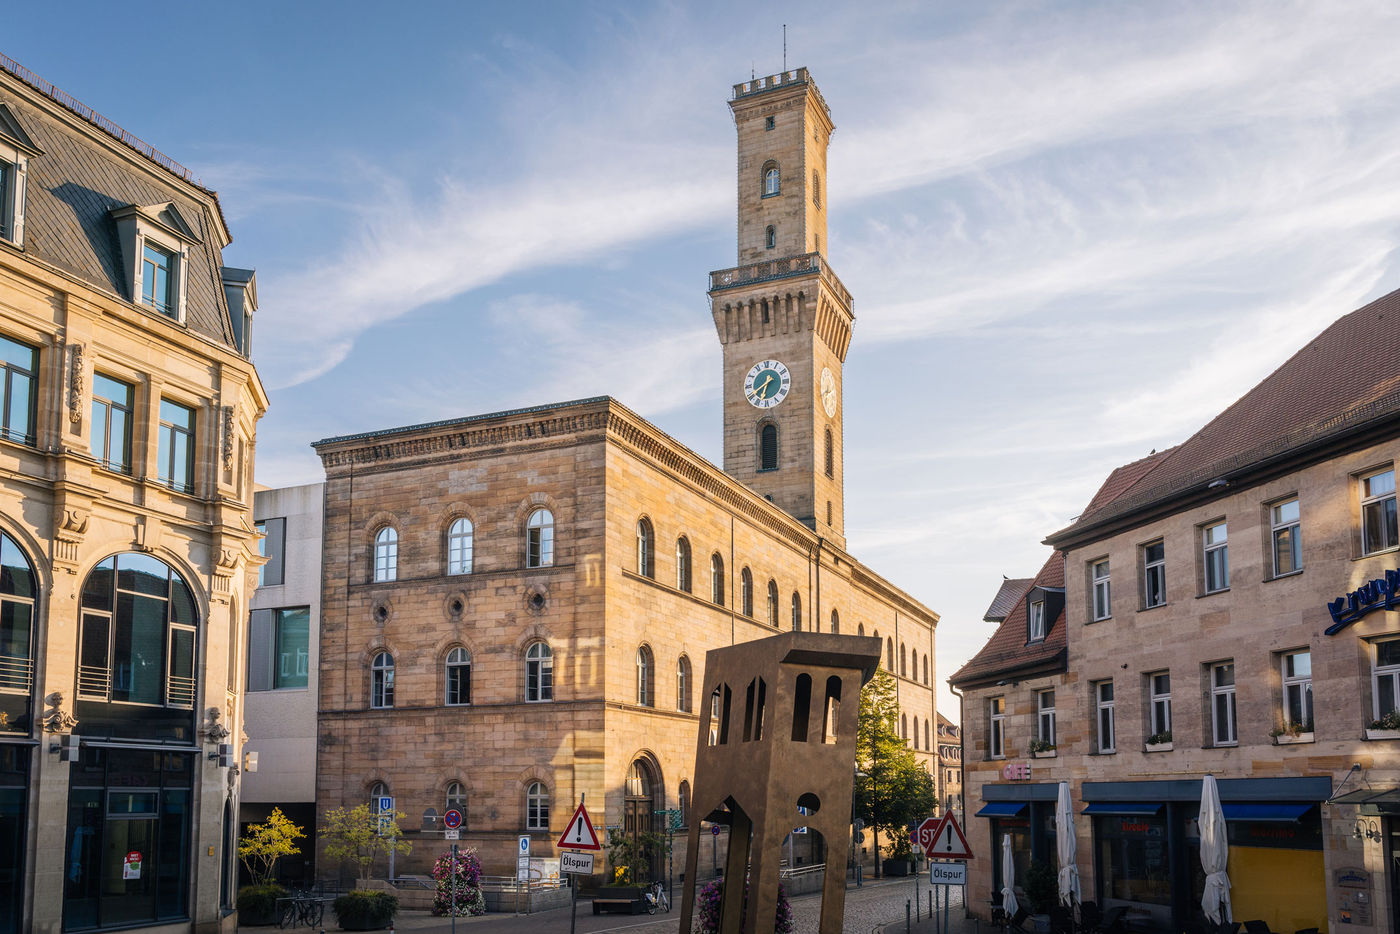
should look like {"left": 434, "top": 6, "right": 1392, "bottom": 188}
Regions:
{"left": 262, "top": 517, "right": 286, "bottom": 585}
{"left": 248, "top": 609, "right": 274, "bottom": 692}
{"left": 760, "top": 424, "right": 778, "bottom": 470}
{"left": 11, "top": 158, "right": 25, "bottom": 245}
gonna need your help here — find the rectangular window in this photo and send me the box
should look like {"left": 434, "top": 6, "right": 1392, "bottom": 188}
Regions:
{"left": 1096, "top": 681, "right": 1116, "bottom": 753}
{"left": 156, "top": 399, "right": 194, "bottom": 493}
{"left": 1373, "top": 639, "right": 1400, "bottom": 721}
{"left": 1281, "top": 650, "right": 1312, "bottom": 730}
{"left": 1037, "top": 689, "right": 1056, "bottom": 746}
{"left": 1211, "top": 662, "right": 1237, "bottom": 746}
{"left": 1362, "top": 469, "right": 1398, "bottom": 555}
{"left": 273, "top": 608, "right": 309, "bottom": 690}
{"left": 1268, "top": 498, "right": 1302, "bottom": 576}
{"left": 1028, "top": 600, "right": 1046, "bottom": 642}
{"left": 1202, "top": 521, "right": 1228, "bottom": 593}
{"left": 1091, "top": 559, "right": 1111, "bottom": 621}
{"left": 1149, "top": 672, "right": 1171, "bottom": 737}
{"left": 989, "top": 696, "right": 1005, "bottom": 759}
{"left": 0, "top": 161, "right": 10, "bottom": 241}
{"left": 1142, "top": 541, "right": 1166, "bottom": 608}
{"left": 141, "top": 243, "right": 176, "bottom": 316}
{"left": 0, "top": 334, "right": 36, "bottom": 446}
{"left": 90, "top": 374, "right": 133, "bottom": 473}
{"left": 255, "top": 517, "right": 285, "bottom": 587}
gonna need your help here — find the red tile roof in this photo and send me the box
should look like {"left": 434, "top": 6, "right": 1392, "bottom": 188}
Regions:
{"left": 950, "top": 552, "right": 1066, "bottom": 687}
{"left": 982, "top": 577, "right": 1035, "bottom": 622}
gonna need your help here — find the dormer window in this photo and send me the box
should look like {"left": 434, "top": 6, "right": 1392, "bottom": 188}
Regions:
{"left": 0, "top": 103, "right": 42, "bottom": 248}
{"left": 142, "top": 243, "right": 175, "bottom": 314}
{"left": 1023, "top": 584, "right": 1064, "bottom": 644}
{"left": 222, "top": 267, "right": 257, "bottom": 358}
{"left": 111, "top": 202, "right": 200, "bottom": 324}
{"left": 1028, "top": 600, "right": 1046, "bottom": 642}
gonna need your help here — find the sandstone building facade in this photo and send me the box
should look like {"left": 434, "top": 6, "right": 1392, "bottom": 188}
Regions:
{"left": 0, "top": 54, "right": 266, "bottom": 934}
{"left": 307, "top": 68, "right": 940, "bottom": 880}
{"left": 953, "top": 294, "right": 1400, "bottom": 934}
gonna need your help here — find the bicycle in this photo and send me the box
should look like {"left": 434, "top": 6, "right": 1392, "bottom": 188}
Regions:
{"left": 643, "top": 879, "right": 670, "bottom": 914}
{"left": 275, "top": 891, "right": 325, "bottom": 929}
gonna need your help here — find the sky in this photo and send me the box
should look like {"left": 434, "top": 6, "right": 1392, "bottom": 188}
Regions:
{"left": 10, "top": 0, "right": 1400, "bottom": 716}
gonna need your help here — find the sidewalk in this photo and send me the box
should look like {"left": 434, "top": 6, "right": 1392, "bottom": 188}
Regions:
{"left": 879, "top": 899, "right": 984, "bottom": 934}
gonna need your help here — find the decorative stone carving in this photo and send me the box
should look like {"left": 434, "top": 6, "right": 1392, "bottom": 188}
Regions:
{"left": 221, "top": 406, "right": 235, "bottom": 471}
{"left": 202, "top": 706, "right": 230, "bottom": 743}
{"left": 61, "top": 507, "right": 88, "bottom": 535}
{"left": 67, "top": 344, "right": 84, "bottom": 423}
{"left": 43, "top": 692, "right": 77, "bottom": 733}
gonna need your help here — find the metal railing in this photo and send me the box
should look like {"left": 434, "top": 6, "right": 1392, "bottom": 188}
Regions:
{"left": 779, "top": 862, "right": 826, "bottom": 879}
{"left": 77, "top": 665, "right": 110, "bottom": 699}
{"left": 708, "top": 251, "right": 853, "bottom": 310}
{"left": 0, "top": 656, "right": 32, "bottom": 693}
{"left": 167, "top": 675, "right": 196, "bottom": 708}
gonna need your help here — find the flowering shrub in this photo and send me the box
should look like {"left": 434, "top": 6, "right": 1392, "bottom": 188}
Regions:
{"left": 694, "top": 877, "right": 792, "bottom": 934}
{"left": 431, "top": 848, "right": 487, "bottom": 917}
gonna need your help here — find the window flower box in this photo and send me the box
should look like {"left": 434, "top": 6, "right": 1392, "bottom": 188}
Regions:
{"left": 1031, "top": 749, "right": 1056, "bottom": 759}
{"left": 1366, "top": 728, "right": 1400, "bottom": 741}
{"left": 1144, "top": 742, "right": 1173, "bottom": 752}
{"left": 1274, "top": 732, "right": 1314, "bottom": 745}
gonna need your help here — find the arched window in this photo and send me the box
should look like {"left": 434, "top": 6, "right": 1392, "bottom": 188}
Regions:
{"left": 371, "top": 652, "right": 394, "bottom": 708}
{"left": 678, "top": 780, "right": 691, "bottom": 827}
{"left": 741, "top": 568, "right": 753, "bottom": 617}
{"left": 925, "top": 721, "right": 931, "bottom": 750}
{"left": 901, "top": 714, "right": 908, "bottom": 740}
{"left": 526, "top": 509, "right": 555, "bottom": 568}
{"left": 791, "top": 592, "right": 802, "bottom": 631}
{"left": 812, "top": 169, "right": 821, "bottom": 208}
{"left": 766, "top": 579, "right": 779, "bottom": 626}
{"left": 858, "top": 622, "right": 865, "bottom": 637}
{"left": 0, "top": 534, "right": 36, "bottom": 699}
{"left": 636, "top": 518, "right": 654, "bottom": 578}
{"left": 526, "top": 642, "right": 553, "bottom": 702}
{"left": 526, "top": 781, "right": 550, "bottom": 830}
{"left": 913, "top": 716, "right": 920, "bottom": 749}
{"left": 759, "top": 424, "right": 778, "bottom": 471}
{"left": 370, "top": 782, "right": 389, "bottom": 811}
{"left": 923, "top": 655, "right": 930, "bottom": 685}
{"left": 765, "top": 225, "right": 776, "bottom": 249}
{"left": 827, "top": 500, "right": 833, "bottom": 526}
{"left": 446, "top": 647, "right": 471, "bottom": 705}
{"left": 824, "top": 428, "right": 834, "bottom": 478}
{"left": 762, "top": 161, "right": 780, "bottom": 197}
{"left": 676, "top": 536, "right": 691, "bottom": 592}
{"left": 887, "top": 637, "right": 894, "bottom": 670}
{"left": 77, "top": 552, "right": 197, "bottom": 708}
{"left": 677, "top": 655, "right": 692, "bottom": 712}
{"left": 447, "top": 518, "right": 473, "bottom": 575}
{"left": 446, "top": 781, "right": 467, "bottom": 819}
{"left": 373, "top": 527, "right": 397, "bottom": 581}
{"left": 710, "top": 554, "right": 725, "bottom": 605}
{"left": 830, "top": 609, "right": 840, "bottom": 634}
{"left": 900, "top": 643, "right": 907, "bottom": 678}
{"left": 636, "top": 646, "right": 654, "bottom": 707}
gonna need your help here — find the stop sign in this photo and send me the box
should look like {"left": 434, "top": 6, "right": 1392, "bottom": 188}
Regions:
{"left": 914, "top": 815, "right": 943, "bottom": 851}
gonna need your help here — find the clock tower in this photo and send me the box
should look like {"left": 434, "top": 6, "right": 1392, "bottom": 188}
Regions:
{"left": 710, "top": 68, "right": 854, "bottom": 548}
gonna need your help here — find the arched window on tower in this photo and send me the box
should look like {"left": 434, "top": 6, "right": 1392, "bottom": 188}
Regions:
{"left": 759, "top": 423, "right": 778, "bottom": 471}
{"left": 765, "top": 225, "right": 776, "bottom": 250}
{"left": 762, "top": 161, "right": 780, "bottom": 197}
{"left": 824, "top": 428, "right": 834, "bottom": 478}
{"left": 812, "top": 169, "right": 821, "bottom": 208}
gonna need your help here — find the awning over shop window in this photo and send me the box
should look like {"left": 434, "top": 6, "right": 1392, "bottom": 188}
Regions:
{"left": 1220, "top": 803, "right": 1312, "bottom": 822}
{"left": 1330, "top": 787, "right": 1400, "bottom": 815}
{"left": 976, "top": 801, "right": 1028, "bottom": 818}
{"left": 1081, "top": 802, "right": 1163, "bottom": 816}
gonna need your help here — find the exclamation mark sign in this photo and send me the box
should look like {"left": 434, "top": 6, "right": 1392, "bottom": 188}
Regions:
{"left": 944, "top": 826, "right": 952, "bottom": 852}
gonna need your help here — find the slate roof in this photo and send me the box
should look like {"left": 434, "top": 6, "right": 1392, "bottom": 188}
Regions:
{"left": 0, "top": 72, "right": 236, "bottom": 349}
{"left": 950, "top": 552, "right": 1066, "bottom": 687}
{"left": 1049, "top": 288, "right": 1400, "bottom": 545}
{"left": 982, "top": 577, "right": 1034, "bottom": 622}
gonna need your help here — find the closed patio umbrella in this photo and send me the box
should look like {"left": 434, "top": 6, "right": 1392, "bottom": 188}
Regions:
{"left": 1199, "top": 774, "right": 1232, "bottom": 925}
{"left": 1055, "top": 781, "right": 1081, "bottom": 908}
{"left": 1001, "top": 833, "right": 1020, "bottom": 918}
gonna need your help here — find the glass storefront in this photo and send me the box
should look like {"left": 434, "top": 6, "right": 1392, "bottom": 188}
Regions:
{"left": 62, "top": 745, "right": 194, "bottom": 931}
{"left": 1094, "top": 811, "right": 1171, "bottom": 907}
{"left": 0, "top": 744, "right": 29, "bottom": 934}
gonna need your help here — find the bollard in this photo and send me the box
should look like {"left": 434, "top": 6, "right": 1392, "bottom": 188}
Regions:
{"left": 907, "top": 899, "right": 912, "bottom": 933}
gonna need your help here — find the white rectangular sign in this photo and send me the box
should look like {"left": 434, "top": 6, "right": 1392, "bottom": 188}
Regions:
{"left": 444, "top": 829, "right": 459, "bottom": 841}
{"left": 516, "top": 856, "right": 531, "bottom": 882}
{"left": 560, "top": 851, "right": 595, "bottom": 875}
{"left": 930, "top": 861, "right": 968, "bottom": 886}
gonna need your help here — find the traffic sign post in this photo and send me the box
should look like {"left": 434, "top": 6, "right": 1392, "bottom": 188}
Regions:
{"left": 557, "top": 794, "right": 600, "bottom": 934}
{"left": 928, "top": 812, "right": 974, "bottom": 860}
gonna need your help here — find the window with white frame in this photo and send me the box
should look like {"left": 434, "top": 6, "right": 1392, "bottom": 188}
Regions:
{"left": 677, "top": 655, "right": 691, "bottom": 712}
{"left": 762, "top": 162, "right": 780, "bottom": 197}
{"left": 791, "top": 592, "right": 802, "bottom": 631}
{"left": 989, "top": 696, "right": 1006, "bottom": 758}
{"left": 110, "top": 203, "right": 195, "bottom": 324}
{"left": 1142, "top": 540, "right": 1166, "bottom": 608}
{"left": 766, "top": 580, "right": 779, "bottom": 626}
{"left": 0, "top": 109, "right": 35, "bottom": 247}
{"left": 1373, "top": 638, "right": 1400, "bottom": 722}
{"left": 1271, "top": 498, "right": 1301, "bottom": 576}
{"left": 1096, "top": 681, "right": 1116, "bottom": 753}
{"left": 741, "top": 568, "right": 753, "bottom": 616}
{"left": 1202, "top": 521, "right": 1229, "bottom": 593}
{"left": 0, "top": 335, "right": 37, "bottom": 446}
{"left": 1149, "top": 672, "right": 1171, "bottom": 738}
{"left": 526, "top": 641, "right": 553, "bottom": 702}
{"left": 142, "top": 242, "right": 177, "bottom": 316}
{"left": 636, "top": 646, "right": 653, "bottom": 707}
{"left": 636, "top": 518, "right": 654, "bottom": 577}
{"left": 1362, "top": 468, "right": 1398, "bottom": 555}
{"left": 676, "top": 537, "right": 692, "bottom": 592}
{"left": 371, "top": 652, "right": 394, "bottom": 708}
{"left": 446, "top": 647, "right": 471, "bottom": 705}
{"left": 90, "top": 373, "right": 133, "bottom": 474}
{"left": 445, "top": 781, "right": 467, "bottom": 817}
{"left": 1028, "top": 600, "right": 1046, "bottom": 642}
{"left": 1091, "top": 559, "right": 1111, "bottom": 621}
{"left": 156, "top": 399, "right": 195, "bottom": 493}
{"left": 373, "top": 527, "right": 397, "bottom": 582}
{"left": 1281, "top": 650, "right": 1311, "bottom": 730}
{"left": 526, "top": 781, "right": 549, "bottom": 830}
{"left": 1211, "top": 662, "right": 1237, "bottom": 745}
{"left": 1037, "top": 689, "right": 1056, "bottom": 746}
{"left": 369, "top": 782, "right": 389, "bottom": 811}
{"left": 711, "top": 553, "right": 725, "bottom": 605}
{"left": 447, "top": 518, "right": 473, "bottom": 575}
{"left": 526, "top": 508, "right": 554, "bottom": 567}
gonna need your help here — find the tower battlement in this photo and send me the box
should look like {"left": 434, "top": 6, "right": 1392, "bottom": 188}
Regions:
{"left": 731, "top": 67, "right": 832, "bottom": 121}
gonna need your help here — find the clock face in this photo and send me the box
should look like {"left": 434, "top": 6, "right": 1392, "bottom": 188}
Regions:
{"left": 744, "top": 359, "right": 791, "bottom": 409}
{"left": 820, "top": 367, "right": 838, "bottom": 418}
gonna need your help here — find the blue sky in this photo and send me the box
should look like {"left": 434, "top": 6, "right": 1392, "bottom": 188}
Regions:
{"left": 11, "top": 1, "right": 1400, "bottom": 714}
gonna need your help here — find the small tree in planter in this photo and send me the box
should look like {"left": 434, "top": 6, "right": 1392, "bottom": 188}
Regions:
{"left": 431, "top": 848, "right": 487, "bottom": 917}
{"left": 236, "top": 807, "right": 306, "bottom": 924}
{"left": 695, "top": 876, "right": 793, "bottom": 934}
{"left": 319, "top": 804, "right": 413, "bottom": 884}
{"left": 331, "top": 891, "right": 398, "bottom": 931}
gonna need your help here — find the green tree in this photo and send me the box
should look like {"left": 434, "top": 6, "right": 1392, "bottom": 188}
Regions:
{"left": 238, "top": 806, "right": 307, "bottom": 885}
{"left": 852, "top": 669, "right": 938, "bottom": 869}
{"left": 319, "top": 804, "right": 413, "bottom": 884}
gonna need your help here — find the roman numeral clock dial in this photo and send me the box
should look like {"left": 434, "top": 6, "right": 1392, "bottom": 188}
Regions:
{"left": 744, "top": 359, "right": 791, "bottom": 409}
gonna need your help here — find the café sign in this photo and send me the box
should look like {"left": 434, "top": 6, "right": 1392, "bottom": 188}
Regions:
{"left": 1001, "top": 762, "right": 1033, "bottom": 781}
{"left": 1325, "top": 569, "right": 1400, "bottom": 634}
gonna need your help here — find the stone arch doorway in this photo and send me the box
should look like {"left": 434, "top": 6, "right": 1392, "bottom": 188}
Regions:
{"left": 624, "top": 757, "right": 663, "bottom": 881}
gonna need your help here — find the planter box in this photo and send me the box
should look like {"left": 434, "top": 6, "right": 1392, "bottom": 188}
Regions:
{"left": 1144, "top": 742, "right": 1173, "bottom": 752}
{"left": 1031, "top": 750, "right": 1056, "bottom": 759}
{"left": 592, "top": 886, "right": 647, "bottom": 915}
{"left": 1367, "top": 728, "right": 1400, "bottom": 740}
{"left": 1274, "top": 732, "right": 1314, "bottom": 745}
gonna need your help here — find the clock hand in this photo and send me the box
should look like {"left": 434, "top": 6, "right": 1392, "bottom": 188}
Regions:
{"left": 755, "top": 374, "right": 773, "bottom": 396}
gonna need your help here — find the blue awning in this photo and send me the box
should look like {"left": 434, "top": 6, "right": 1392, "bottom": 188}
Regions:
{"left": 976, "top": 802, "right": 1028, "bottom": 818}
{"left": 1082, "top": 803, "right": 1163, "bottom": 816}
{"left": 1221, "top": 803, "right": 1312, "bottom": 822}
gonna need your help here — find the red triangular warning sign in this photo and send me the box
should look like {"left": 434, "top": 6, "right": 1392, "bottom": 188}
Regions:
{"left": 930, "top": 812, "right": 973, "bottom": 859}
{"left": 556, "top": 802, "right": 602, "bottom": 851}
